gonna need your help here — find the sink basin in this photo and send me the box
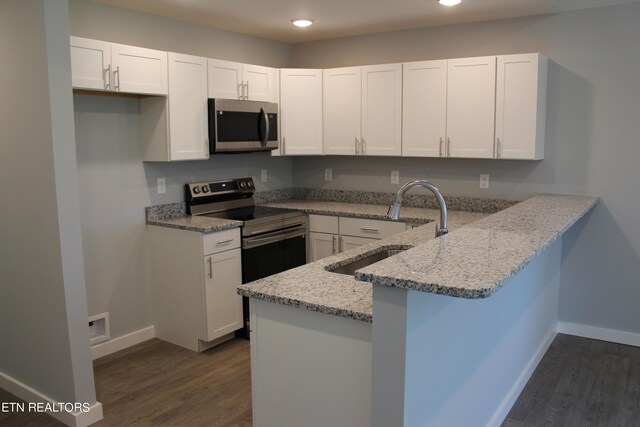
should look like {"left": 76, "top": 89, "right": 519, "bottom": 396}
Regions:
{"left": 328, "top": 248, "right": 406, "bottom": 276}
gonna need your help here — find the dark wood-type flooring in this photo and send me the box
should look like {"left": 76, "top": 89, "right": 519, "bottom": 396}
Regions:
{"left": 1, "top": 334, "right": 639, "bottom": 426}
{"left": 503, "top": 333, "right": 640, "bottom": 427}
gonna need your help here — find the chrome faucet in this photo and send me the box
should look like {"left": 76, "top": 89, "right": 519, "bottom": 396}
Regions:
{"left": 388, "top": 179, "right": 448, "bottom": 237}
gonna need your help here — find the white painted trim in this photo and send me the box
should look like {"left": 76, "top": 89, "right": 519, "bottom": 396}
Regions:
{"left": 0, "top": 371, "right": 103, "bottom": 427}
{"left": 485, "top": 329, "right": 557, "bottom": 427}
{"left": 558, "top": 321, "right": 640, "bottom": 348}
{"left": 91, "top": 325, "right": 155, "bottom": 360}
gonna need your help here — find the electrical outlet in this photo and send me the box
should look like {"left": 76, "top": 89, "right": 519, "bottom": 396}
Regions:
{"left": 479, "top": 174, "right": 490, "bottom": 189}
{"left": 157, "top": 178, "right": 166, "bottom": 194}
{"left": 261, "top": 169, "right": 268, "bottom": 182}
{"left": 325, "top": 168, "right": 333, "bottom": 181}
{"left": 391, "top": 171, "right": 399, "bottom": 185}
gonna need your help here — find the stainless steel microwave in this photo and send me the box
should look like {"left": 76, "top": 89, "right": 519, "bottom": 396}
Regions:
{"left": 208, "top": 98, "right": 278, "bottom": 153}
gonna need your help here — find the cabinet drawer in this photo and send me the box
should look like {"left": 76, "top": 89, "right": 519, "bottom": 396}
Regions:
{"left": 339, "top": 217, "right": 405, "bottom": 239}
{"left": 308, "top": 214, "right": 339, "bottom": 234}
{"left": 203, "top": 228, "right": 241, "bottom": 255}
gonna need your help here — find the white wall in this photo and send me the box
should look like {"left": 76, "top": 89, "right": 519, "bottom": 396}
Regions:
{"left": 69, "top": 0, "right": 294, "bottom": 341}
{"left": 0, "top": 0, "right": 97, "bottom": 409}
{"left": 291, "top": 4, "right": 640, "bottom": 337}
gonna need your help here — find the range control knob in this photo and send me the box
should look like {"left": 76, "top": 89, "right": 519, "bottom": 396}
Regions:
{"left": 201, "top": 186, "right": 209, "bottom": 193}
{"left": 247, "top": 180, "right": 254, "bottom": 188}
{"left": 239, "top": 181, "right": 246, "bottom": 188}
{"left": 193, "top": 186, "right": 201, "bottom": 194}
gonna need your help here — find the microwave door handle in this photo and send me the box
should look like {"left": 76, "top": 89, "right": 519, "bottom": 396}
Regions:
{"left": 260, "top": 107, "right": 269, "bottom": 147}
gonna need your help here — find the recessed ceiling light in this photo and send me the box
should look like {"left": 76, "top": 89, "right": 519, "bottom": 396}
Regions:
{"left": 437, "top": 0, "right": 462, "bottom": 5}
{"left": 291, "top": 19, "right": 314, "bottom": 28}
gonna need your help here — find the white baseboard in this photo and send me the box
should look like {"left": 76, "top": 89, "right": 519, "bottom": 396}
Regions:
{"left": 91, "top": 325, "right": 155, "bottom": 360}
{"left": 0, "top": 371, "right": 103, "bottom": 427}
{"left": 486, "top": 328, "right": 557, "bottom": 427}
{"left": 558, "top": 321, "right": 640, "bottom": 347}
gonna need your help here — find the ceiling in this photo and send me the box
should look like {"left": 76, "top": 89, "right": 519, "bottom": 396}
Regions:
{"left": 90, "top": 0, "right": 640, "bottom": 43}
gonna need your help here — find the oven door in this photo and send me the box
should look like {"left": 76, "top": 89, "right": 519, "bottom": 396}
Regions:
{"left": 241, "top": 225, "right": 307, "bottom": 283}
{"left": 237, "top": 225, "right": 306, "bottom": 339}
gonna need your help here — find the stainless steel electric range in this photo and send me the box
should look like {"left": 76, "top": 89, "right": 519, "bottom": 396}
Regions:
{"left": 186, "top": 177, "right": 307, "bottom": 338}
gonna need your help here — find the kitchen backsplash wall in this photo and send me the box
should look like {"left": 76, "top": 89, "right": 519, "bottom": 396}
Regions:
{"left": 74, "top": 93, "right": 293, "bottom": 339}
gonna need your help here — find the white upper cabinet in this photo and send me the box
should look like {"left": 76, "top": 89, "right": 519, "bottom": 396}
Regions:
{"left": 323, "top": 67, "right": 362, "bottom": 155}
{"left": 446, "top": 56, "right": 496, "bottom": 158}
{"left": 141, "top": 52, "right": 208, "bottom": 161}
{"left": 495, "top": 53, "right": 547, "bottom": 160}
{"left": 208, "top": 59, "right": 278, "bottom": 102}
{"left": 207, "top": 59, "right": 243, "bottom": 100}
{"left": 110, "top": 43, "right": 168, "bottom": 95}
{"left": 70, "top": 37, "right": 167, "bottom": 95}
{"left": 402, "top": 60, "right": 448, "bottom": 157}
{"left": 279, "top": 69, "right": 323, "bottom": 155}
{"left": 167, "top": 53, "right": 209, "bottom": 161}
{"left": 361, "top": 64, "right": 402, "bottom": 156}
{"left": 70, "top": 37, "right": 111, "bottom": 90}
{"left": 323, "top": 64, "right": 402, "bottom": 156}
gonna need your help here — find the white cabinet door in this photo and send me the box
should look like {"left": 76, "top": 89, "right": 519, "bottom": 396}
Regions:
{"left": 207, "top": 59, "right": 242, "bottom": 100}
{"left": 244, "top": 64, "right": 278, "bottom": 102}
{"left": 70, "top": 36, "right": 111, "bottom": 91}
{"left": 280, "top": 69, "right": 323, "bottom": 155}
{"left": 402, "top": 60, "right": 448, "bottom": 157}
{"left": 340, "top": 235, "right": 378, "bottom": 252}
{"left": 309, "top": 232, "right": 338, "bottom": 262}
{"left": 323, "top": 67, "right": 362, "bottom": 155}
{"left": 204, "top": 248, "right": 243, "bottom": 342}
{"left": 167, "top": 53, "right": 209, "bottom": 161}
{"left": 496, "top": 53, "right": 547, "bottom": 160}
{"left": 446, "top": 56, "right": 496, "bottom": 158}
{"left": 361, "top": 64, "right": 402, "bottom": 156}
{"left": 111, "top": 43, "right": 168, "bottom": 95}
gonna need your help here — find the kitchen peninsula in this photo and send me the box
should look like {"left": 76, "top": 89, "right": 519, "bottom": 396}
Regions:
{"left": 238, "top": 194, "right": 598, "bottom": 427}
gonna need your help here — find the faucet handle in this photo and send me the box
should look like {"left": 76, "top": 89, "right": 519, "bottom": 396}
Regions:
{"left": 435, "top": 224, "right": 448, "bottom": 237}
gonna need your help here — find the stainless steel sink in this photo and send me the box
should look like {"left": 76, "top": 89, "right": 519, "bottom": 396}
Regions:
{"left": 328, "top": 248, "right": 406, "bottom": 276}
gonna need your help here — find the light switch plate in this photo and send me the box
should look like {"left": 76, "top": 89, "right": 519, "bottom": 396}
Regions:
{"left": 325, "top": 168, "right": 333, "bottom": 181}
{"left": 261, "top": 169, "right": 268, "bottom": 182}
{"left": 157, "top": 178, "right": 166, "bottom": 194}
{"left": 391, "top": 171, "right": 399, "bottom": 185}
{"left": 479, "top": 174, "right": 490, "bottom": 189}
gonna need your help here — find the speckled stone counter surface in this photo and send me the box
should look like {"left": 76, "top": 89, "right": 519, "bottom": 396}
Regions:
{"left": 262, "top": 200, "right": 442, "bottom": 223}
{"left": 237, "top": 209, "right": 489, "bottom": 322}
{"left": 356, "top": 194, "right": 598, "bottom": 299}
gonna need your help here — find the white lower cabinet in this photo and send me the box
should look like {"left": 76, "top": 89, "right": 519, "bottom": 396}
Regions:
{"left": 308, "top": 215, "right": 406, "bottom": 262}
{"left": 147, "top": 226, "right": 243, "bottom": 352}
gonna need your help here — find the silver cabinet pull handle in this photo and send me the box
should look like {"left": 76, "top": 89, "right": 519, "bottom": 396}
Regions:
{"left": 207, "top": 257, "right": 213, "bottom": 279}
{"left": 447, "top": 137, "right": 451, "bottom": 157}
{"left": 105, "top": 65, "right": 111, "bottom": 90}
{"left": 282, "top": 137, "right": 286, "bottom": 155}
{"left": 362, "top": 138, "right": 367, "bottom": 155}
{"left": 355, "top": 137, "right": 359, "bottom": 155}
{"left": 332, "top": 235, "right": 337, "bottom": 254}
{"left": 216, "top": 239, "right": 234, "bottom": 245}
{"left": 360, "top": 227, "right": 379, "bottom": 233}
{"left": 238, "top": 83, "right": 244, "bottom": 100}
{"left": 339, "top": 237, "right": 344, "bottom": 252}
{"left": 114, "top": 66, "right": 120, "bottom": 91}
{"left": 244, "top": 82, "right": 249, "bottom": 100}
{"left": 439, "top": 137, "right": 443, "bottom": 157}
{"left": 497, "top": 137, "right": 502, "bottom": 159}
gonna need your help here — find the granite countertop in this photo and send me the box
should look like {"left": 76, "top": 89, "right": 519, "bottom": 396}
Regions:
{"left": 147, "top": 216, "right": 242, "bottom": 233}
{"left": 238, "top": 194, "right": 598, "bottom": 322}
{"left": 237, "top": 207, "right": 488, "bottom": 322}
{"left": 262, "top": 200, "right": 447, "bottom": 223}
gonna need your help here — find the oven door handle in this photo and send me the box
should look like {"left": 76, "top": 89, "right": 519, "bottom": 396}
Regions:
{"left": 242, "top": 226, "right": 306, "bottom": 249}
